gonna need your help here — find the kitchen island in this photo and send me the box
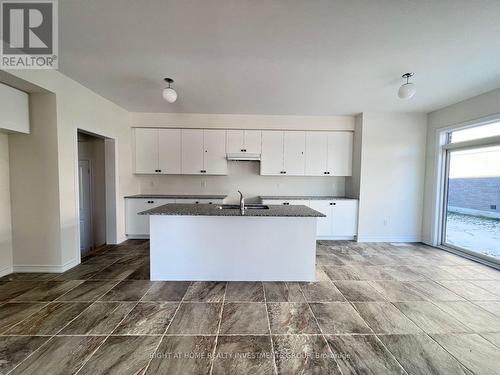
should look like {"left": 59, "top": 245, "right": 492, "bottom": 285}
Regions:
{"left": 140, "top": 203, "right": 324, "bottom": 281}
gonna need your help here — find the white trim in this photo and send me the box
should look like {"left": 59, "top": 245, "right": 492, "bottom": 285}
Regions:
{"left": 317, "top": 236, "right": 356, "bottom": 240}
{"left": 356, "top": 235, "right": 421, "bottom": 243}
{"left": 443, "top": 134, "right": 500, "bottom": 151}
{"left": 13, "top": 258, "right": 78, "bottom": 273}
{"left": 0, "top": 265, "right": 13, "bottom": 277}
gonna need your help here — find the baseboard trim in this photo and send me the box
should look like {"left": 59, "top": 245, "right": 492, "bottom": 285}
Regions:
{"left": 317, "top": 236, "right": 356, "bottom": 240}
{"left": 126, "top": 235, "right": 149, "bottom": 240}
{"left": 13, "top": 258, "right": 79, "bottom": 273}
{"left": 0, "top": 265, "right": 13, "bottom": 277}
{"left": 356, "top": 235, "right": 421, "bottom": 243}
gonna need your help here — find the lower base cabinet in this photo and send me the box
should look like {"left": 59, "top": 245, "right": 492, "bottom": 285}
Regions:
{"left": 125, "top": 198, "right": 224, "bottom": 238}
{"left": 262, "top": 198, "right": 358, "bottom": 239}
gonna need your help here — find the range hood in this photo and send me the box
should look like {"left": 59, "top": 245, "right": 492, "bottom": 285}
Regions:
{"left": 226, "top": 152, "right": 261, "bottom": 161}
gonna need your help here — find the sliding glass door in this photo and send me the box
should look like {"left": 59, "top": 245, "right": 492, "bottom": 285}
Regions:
{"left": 441, "top": 122, "right": 500, "bottom": 263}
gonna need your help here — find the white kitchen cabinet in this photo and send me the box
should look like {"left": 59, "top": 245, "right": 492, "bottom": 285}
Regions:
{"left": 226, "top": 130, "right": 262, "bottom": 154}
{"left": 135, "top": 128, "right": 181, "bottom": 174}
{"left": 226, "top": 130, "right": 244, "bottom": 153}
{"left": 181, "top": 129, "right": 204, "bottom": 174}
{"left": 327, "top": 132, "right": 353, "bottom": 176}
{"left": 177, "top": 198, "right": 224, "bottom": 205}
{"left": 331, "top": 199, "right": 358, "bottom": 237}
{"left": 261, "top": 131, "right": 305, "bottom": 176}
{"left": 204, "top": 129, "right": 227, "bottom": 175}
{"left": 181, "top": 129, "right": 227, "bottom": 175}
{"left": 305, "top": 132, "right": 328, "bottom": 176}
{"left": 244, "top": 130, "right": 262, "bottom": 154}
{"left": 261, "top": 131, "right": 284, "bottom": 175}
{"left": 307, "top": 200, "right": 333, "bottom": 236}
{"left": 283, "top": 131, "right": 306, "bottom": 176}
{"left": 126, "top": 198, "right": 175, "bottom": 237}
{"left": 261, "top": 198, "right": 358, "bottom": 239}
{"left": 135, "top": 128, "right": 158, "bottom": 174}
{"left": 158, "top": 129, "right": 181, "bottom": 174}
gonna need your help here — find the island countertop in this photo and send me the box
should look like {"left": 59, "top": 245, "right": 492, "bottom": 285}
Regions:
{"left": 140, "top": 203, "right": 325, "bottom": 217}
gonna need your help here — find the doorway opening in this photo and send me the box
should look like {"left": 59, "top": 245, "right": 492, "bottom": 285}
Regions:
{"left": 440, "top": 121, "right": 500, "bottom": 266}
{"left": 77, "top": 131, "right": 107, "bottom": 258}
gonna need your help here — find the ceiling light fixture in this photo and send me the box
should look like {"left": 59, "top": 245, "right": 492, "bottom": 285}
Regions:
{"left": 162, "top": 78, "right": 178, "bottom": 103}
{"left": 398, "top": 72, "right": 416, "bottom": 100}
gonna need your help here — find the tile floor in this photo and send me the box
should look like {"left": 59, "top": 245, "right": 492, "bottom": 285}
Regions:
{"left": 0, "top": 240, "right": 499, "bottom": 374}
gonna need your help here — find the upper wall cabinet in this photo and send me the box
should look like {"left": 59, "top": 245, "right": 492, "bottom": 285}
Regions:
{"left": 0, "top": 83, "right": 29, "bottom": 134}
{"left": 305, "top": 131, "right": 353, "bottom": 176}
{"left": 226, "top": 130, "right": 262, "bottom": 154}
{"left": 181, "top": 129, "right": 227, "bottom": 175}
{"left": 260, "top": 130, "right": 306, "bottom": 176}
{"left": 135, "top": 128, "right": 181, "bottom": 174}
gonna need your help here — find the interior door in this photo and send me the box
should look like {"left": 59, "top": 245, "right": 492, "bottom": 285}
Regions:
{"left": 203, "top": 129, "right": 227, "bottom": 174}
{"left": 305, "top": 131, "right": 328, "bottom": 176}
{"left": 244, "top": 130, "right": 262, "bottom": 154}
{"left": 181, "top": 129, "right": 204, "bottom": 174}
{"left": 134, "top": 128, "right": 158, "bottom": 174}
{"left": 260, "top": 131, "right": 284, "bottom": 175}
{"left": 158, "top": 128, "right": 181, "bottom": 174}
{"left": 79, "top": 160, "right": 92, "bottom": 255}
{"left": 283, "top": 131, "right": 306, "bottom": 175}
{"left": 327, "top": 132, "right": 353, "bottom": 176}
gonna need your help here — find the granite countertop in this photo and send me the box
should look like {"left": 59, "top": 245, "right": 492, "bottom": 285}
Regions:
{"left": 260, "top": 195, "right": 357, "bottom": 200}
{"left": 125, "top": 194, "right": 227, "bottom": 199}
{"left": 140, "top": 203, "right": 325, "bottom": 217}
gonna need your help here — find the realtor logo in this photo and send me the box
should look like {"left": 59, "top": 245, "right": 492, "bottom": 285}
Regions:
{"left": 1, "top": 0, "right": 58, "bottom": 69}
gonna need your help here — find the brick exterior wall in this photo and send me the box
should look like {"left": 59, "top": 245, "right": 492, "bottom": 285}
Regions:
{"left": 448, "top": 177, "right": 500, "bottom": 213}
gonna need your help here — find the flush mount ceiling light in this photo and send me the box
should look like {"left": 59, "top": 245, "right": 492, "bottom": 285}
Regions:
{"left": 162, "top": 78, "right": 178, "bottom": 103}
{"left": 398, "top": 72, "right": 416, "bottom": 100}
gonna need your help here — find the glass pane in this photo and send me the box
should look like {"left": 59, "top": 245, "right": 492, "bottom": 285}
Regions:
{"left": 444, "top": 145, "right": 500, "bottom": 260}
{"left": 450, "top": 121, "right": 500, "bottom": 143}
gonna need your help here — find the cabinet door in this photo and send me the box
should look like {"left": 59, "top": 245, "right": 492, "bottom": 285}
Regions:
{"left": 134, "top": 128, "right": 158, "bottom": 174}
{"left": 158, "top": 128, "right": 181, "bottom": 174}
{"left": 244, "top": 130, "right": 262, "bottom": 154}
{"left": 305, "top": 131, "right": 328, "bottom": 176}
{"left": 226, "top": 130, "right": 245, "bottom": 153}
{"left": 203, "top": 129, "right": 227, "bottom": 175}
{"left": 327, "top": 132, "right": 353, "bottom": 176}
{"left": 181, "top": 129, "right": 204, "bottom": 174}
{"left": 308, "top": 200, "right": 333, "bottom": 236}
{"left": 260, "top": 131, "right": 284, "bottom": 175}
{"left": 125, "top": 198, "right": 175, "bottom": 236}
{"left": 331, "top": 200, "right": 358, "bottom": 236}
{"left": 283, "top": 131, "right": 306, "bottom": 176}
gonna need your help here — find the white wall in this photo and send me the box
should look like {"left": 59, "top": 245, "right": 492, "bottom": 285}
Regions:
{"left": 423, "top": 87, "right": 500, "bottom": 245}
{"left": 4, "top": 69, "right": 138, "bottom": 272}
{"left": 357, "top": 113, "right": 427, "bottom": 242}
{"left": 9, "top": 93, "right": 62, "bottom": 269}
{"left": 132, "top": 112, "right": 353, "bottom": 202}
{"left": 0, "top": 134, "right": 13, "bottom": 276}
{"left": 345, "top": 113, "right": 363, "bottom": 199}
{"left": 0, "top": 83, "right": 29, "bottom": 134}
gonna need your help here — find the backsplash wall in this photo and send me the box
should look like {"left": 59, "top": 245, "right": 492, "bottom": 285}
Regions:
{"left": 138, "top": 161, "right": 345, "bottom": 204}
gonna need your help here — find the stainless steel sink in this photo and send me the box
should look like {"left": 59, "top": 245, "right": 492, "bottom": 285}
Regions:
{"left": 217, "top": 204, "right": 269, "bottom": 210}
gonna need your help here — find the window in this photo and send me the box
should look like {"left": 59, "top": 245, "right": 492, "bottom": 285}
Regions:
{"left": 449, "top": 121, "right": 500, "bottom": 143}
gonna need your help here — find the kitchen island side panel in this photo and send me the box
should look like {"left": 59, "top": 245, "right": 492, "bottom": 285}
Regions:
{"left": 150, "top": 215, "right": 316, "bottom": 281}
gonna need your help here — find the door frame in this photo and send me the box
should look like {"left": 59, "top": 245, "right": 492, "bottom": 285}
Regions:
{"left": 78, "top": 158, "right": 94, "bottom": 255}
{"left": 75, "top": 128, "right": 118, "bottom": 263}
{"left": 435, "top": 122, "right": 500, "bottom": 268}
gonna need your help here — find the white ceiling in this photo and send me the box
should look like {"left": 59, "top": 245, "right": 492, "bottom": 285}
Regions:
{"left": 59, "top": 0, "right": 500, "bottom": 115}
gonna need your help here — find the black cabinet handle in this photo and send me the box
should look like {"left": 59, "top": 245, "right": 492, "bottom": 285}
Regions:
{"left": 283, "top": 202, "right": 290, "bottom": 205}
{"left": 241, "top": 149, "right": 245, "bottom": 152}
{"left": 200, "top": 170, "right": 206, "bottom": 173}
{"left": 148, "top": 200, "right": 154, "bottom": 204}
{"left": 280, "top": 171, "right": 287, "bottom": 174}
{"left": 195, "top": 201, "right": 199, "bottom": 204}
{"left": 330, "top": 202, "right": 336, "bottom": 205}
